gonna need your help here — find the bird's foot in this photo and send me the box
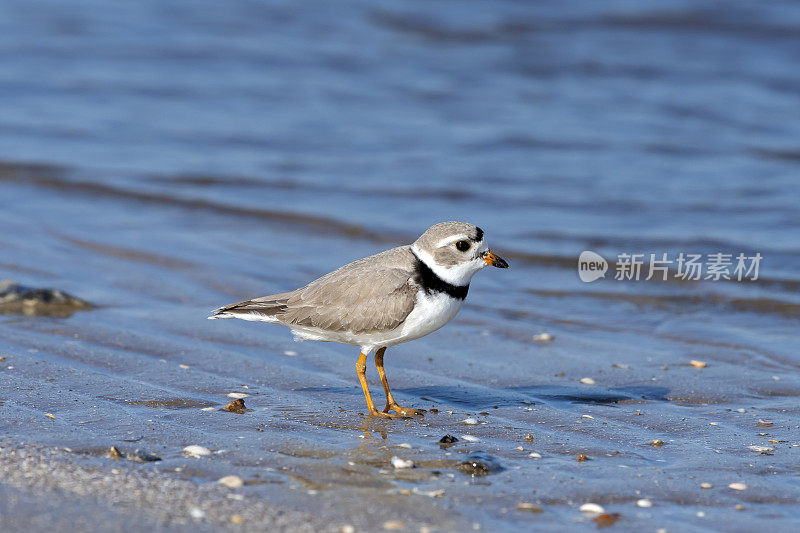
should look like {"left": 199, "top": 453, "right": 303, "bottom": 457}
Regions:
{"left": 384, "top": 403, "right": 426, "bottom": 417}
{"left": 367, "top": 407, "right": 404, "bottom": 419}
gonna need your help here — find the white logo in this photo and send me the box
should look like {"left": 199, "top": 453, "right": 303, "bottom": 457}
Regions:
{"left": 578, "top": 250, "right": 608, "bottom": 282}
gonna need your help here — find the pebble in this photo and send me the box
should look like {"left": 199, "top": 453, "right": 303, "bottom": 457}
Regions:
{"left": 728, "top": 482, "right": 748, "bottom": 491}
{"left": 594, "top": 514, "right": 620, "bottom": 527}
{"left": 45, "top": 413, "right": 56, "bottom": 420}
{"left": 457, "top": 452, "right": 504, "bottom": 476}
{"left": 460, "top": 435, "right": 480, "bottom": 442}
{"left": 636, "top": 499, "right": 653, "bottom": 508}
{"left": 532, "top": 333, "right": 554, "bottom": 342}
{"left": 757, "top": 419, "right": 774, "bottom": 427}
{"left": 463, "top": 418, "right": 479, "bottom": 425}
{"left": 108, "top": 446, "right": 124, "bottom": 460}
{"left": 748, "top": 445, "right": 774, "bottom": 453}
{"left": 438, "top": 435, "right": 458, "bottom": 445}
{"left": 701, "top": 482, "right": 713, "bottom": 489}
{"left": 397, "top": 443, "right": 413, "bottom": 449}
{"left": 576, "top": 454, "right": 589, "bottom": 462}
{"left": 183, "top": 445, "right": 212, "bottom": 458}
{"left": 189, "top": 507, "right": 205, "bottom": 519}
{"left": 524, "top": 434, "right": 533, "bottom": 442}
{"left": 528, "top": 452, "right": 542, "bottom": 459}
{"left": 218, "top": 475, "right": 244, "bottom": 488}
{"left": 227, "top": 392, "right": 249, "bottom": 399}
{"left": 579, "top": 377, "right": 595, "bottom": 385}
{"left": 383, "top": 520, "right": 404, "bottom": 530}
{"left": 391, "top": 456, "right": 415, "bottom": 469}
{"left": 612, "top": 363, "right": 629, "bottom": 369}
{"left": 517, "top": 502, "right": 543, "bottom": 513}
{"left": 231, "top": 515, "right": 244, "bottom": 524}
{"left": 579, "top": 503, "right": 605, "bottom": 514}
{"left": 650, "top": 439, "right": 664, "bottom": 447}
{"left": 201, "top": 407, "right": 216, "bottom": 411}
{"left": 222, "top": 399, "right": 247, "bottom": 414}
{"left": 340, "top": 526, "right": 355, "bottom": 533}
{"left": 689, "top": 360, "right": 707, "bottom": 368}
{"left": 131, "top": 449, "right": 161, "bottom": 462}
{"left": 284, "top": 350, "right": 297, "bottom": 356}
{"left": 179, "top": 364, "right": 190, "bottom": 369}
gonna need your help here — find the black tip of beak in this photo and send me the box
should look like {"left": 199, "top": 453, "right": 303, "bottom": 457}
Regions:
{"left": 494, "top": 256, "right": 509, "bottom": 269}
{"left": 484, "top": 252, "right": 509, "bottom": 268}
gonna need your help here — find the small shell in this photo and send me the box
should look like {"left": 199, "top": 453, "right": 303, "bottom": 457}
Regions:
{"left": 183, "top": 445, "right": 212, "bottom": 458}
{"left": 391, "top": 456, "right": 415, "bottom": 469}
{"left": 579, "top": 503, "right": 605, "bottom": 514}
{"left": 218, "top": 475, "right": 244, "bottom": 488}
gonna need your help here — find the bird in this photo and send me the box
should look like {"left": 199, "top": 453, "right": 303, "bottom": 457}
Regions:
{"left": 209, "top": 221, "right": 509, "bottom": 418}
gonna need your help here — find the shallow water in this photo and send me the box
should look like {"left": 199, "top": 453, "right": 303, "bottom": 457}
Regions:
{"left": 1, "top": 1, "right": 800, "bottom": 531}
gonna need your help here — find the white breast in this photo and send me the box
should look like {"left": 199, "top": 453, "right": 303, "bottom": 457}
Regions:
{"left": 395, "top": 290, "right": 464, "bottom": 345}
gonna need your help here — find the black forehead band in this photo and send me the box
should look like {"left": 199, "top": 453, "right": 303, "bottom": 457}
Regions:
{"left": 474, "top": 227, "right": 483, "bottom": 241}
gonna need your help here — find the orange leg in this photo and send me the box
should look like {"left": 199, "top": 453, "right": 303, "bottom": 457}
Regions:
{"left": 375, "top": 347, "right": 425, "bottom": 417}
{"left": 356, "top": 352, "right": 397, "bottom": 418}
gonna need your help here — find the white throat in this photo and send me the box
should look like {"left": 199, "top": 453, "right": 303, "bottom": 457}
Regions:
{"left": 411, "top": 244, "right": 486, "bottom": 286}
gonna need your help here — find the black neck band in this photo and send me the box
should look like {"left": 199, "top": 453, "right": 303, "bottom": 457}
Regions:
{"left": 412, "top": 253, "right": 469, "bottom": 300}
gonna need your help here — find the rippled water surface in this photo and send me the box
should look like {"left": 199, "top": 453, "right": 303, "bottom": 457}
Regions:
{"left": 1, "top": 1, "right": 799, "bottom": 531}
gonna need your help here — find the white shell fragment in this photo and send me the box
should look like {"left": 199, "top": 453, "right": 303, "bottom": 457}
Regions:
{"left": 748, "top": 445, "right": 774, "bottom": 453}
{"left": 462, "top": 418, "right": 479, "bottom": 425}
{"left": 728, "top": 482, "right": 748, "bottom": 491}
{"left": 391, "top": 456, "right": 415, "bottom": 469}
{"left": 533, "top": 333, "right": 554, "bottom": 342}
{"left": 218, "top": 475, "right": 244, "bottom": 488}
{"left": 412, "top": 487, "right": 445, "bottom": 498}
{"left": 636, "top": 499, "right": 653, "bottom": 508}
{"left": 580, "top": 377, "right": 596, "bottom": 385}
{"left": 226, "top": 392, "right": 249, "bottom": 399}
{"left": 460, "top": 435, "right": 480, "bottom": 442}
{"left": 579, "top": 503, "right": 605, "bottom": 514}
{"left": 183, "top": 445, "right": 212, "bottom": 458}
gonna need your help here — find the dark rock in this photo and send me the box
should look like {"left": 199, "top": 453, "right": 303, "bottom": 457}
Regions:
{"left": 0, "top": 280, "right": 92, "bottom": 317}
{"left": 222, "top": 398, "right": 247, "bottom": 414}
{"left": 438, "top": 434, "right": 458, "bottom": 446}
{"left": 130, "top": 449, "right": 161, "bottom": 462}
{"left": 457, "top": 451, "right": 504, "bottom": 476}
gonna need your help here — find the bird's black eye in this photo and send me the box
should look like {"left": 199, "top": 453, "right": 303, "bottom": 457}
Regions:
{"left": 454, "top": 240, "right": 471, "bottom": 252}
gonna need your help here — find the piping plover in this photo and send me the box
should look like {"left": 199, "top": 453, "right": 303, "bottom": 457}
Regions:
{"left": 209, "top": 221, "right": 508, "bottom": 418}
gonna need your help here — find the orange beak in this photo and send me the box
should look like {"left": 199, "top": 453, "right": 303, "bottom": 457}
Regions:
{"left": 483, "top": 251, "right": 509, "bottom": 268}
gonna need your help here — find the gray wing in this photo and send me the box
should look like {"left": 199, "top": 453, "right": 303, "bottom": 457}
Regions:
{"left": 211, "top": 246, "right": 419, "bottom": 334}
